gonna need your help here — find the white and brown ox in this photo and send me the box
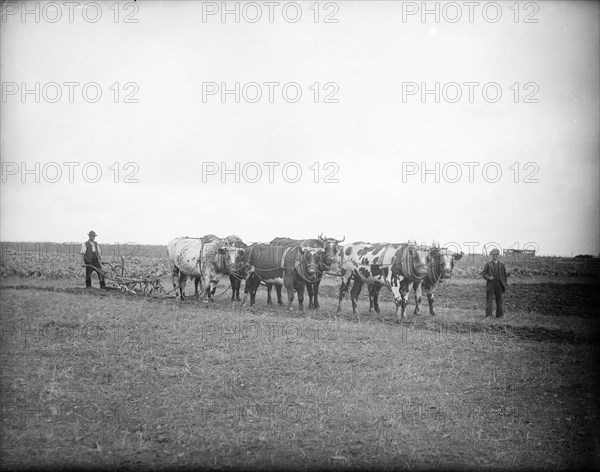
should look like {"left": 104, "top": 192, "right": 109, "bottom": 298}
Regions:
{"left": 368, "top": 243, "right": 463, "bottom": 316}
{"left": 337, "top": 242, "right": 427, "bottom": 319}
{"left": 167, "top": 235, "right": 246, "bottom": 303}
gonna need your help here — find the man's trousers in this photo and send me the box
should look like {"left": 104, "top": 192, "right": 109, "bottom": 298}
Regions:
{"left": 486, "top": 280, "right": 504, "bottom": 317}
{"left": 85, "top": 257, "right": 106, "bottom": 288}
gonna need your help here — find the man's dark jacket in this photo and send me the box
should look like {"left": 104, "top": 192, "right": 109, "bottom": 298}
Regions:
{"left": 481, "top": 261, "right": 508, "bottom": 293}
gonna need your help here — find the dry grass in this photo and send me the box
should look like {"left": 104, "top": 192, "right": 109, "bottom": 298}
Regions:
{"left": 1, "top": 274, "right": 600, "bottom": 470}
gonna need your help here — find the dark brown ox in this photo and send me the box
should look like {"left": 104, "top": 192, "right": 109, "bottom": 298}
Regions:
{"left": 242, "top": 243, "right": 323, "bottom": 311}
{"left": 221, "top": 235, "right": 248, "bottom": 302}
{"left": 270, "top": 233, "right": 344, "bottom": 309}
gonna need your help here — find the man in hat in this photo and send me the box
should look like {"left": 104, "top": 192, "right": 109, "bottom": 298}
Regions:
{"left": 81, "top": 231, "right": 106, "bottom": 289}
{"left": 481, "top": 248, "right": 508, "bottom": 318}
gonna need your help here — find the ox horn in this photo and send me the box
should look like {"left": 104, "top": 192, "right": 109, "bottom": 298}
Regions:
{"left": 319, "top": 233, "right": 325, "bottom": 241}
{"left": 337, "top": 235, "right": 345, "bottom": 243}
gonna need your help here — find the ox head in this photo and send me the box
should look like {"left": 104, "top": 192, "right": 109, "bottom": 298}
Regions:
{"left": 428, "top": 243, "right": 463, "bottom": 280}
{"left": 318, "top": 233, "right": 345, "bottom": 267}
{"left": 218, "top": 245, "right": 246, "bottom": 274}
{"left": 219, "top": 235, "right": 248, "bottom": 274}
{"left": 300, "top": 246, "right": 325, "bottom": 275}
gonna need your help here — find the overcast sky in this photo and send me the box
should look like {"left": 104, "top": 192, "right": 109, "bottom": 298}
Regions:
{"left": 1, "top": 1, "right": 598, "bottom": 256}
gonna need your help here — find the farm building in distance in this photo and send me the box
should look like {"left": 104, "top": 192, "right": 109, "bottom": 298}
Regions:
{"left": 503, "top": 248, "right": 536, "bottom": 257}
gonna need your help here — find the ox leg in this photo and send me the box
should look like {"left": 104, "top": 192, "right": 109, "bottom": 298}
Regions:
{"left": 201, "top": 274, "right": 214, "bottom": 305}
{"left": 337, "top": 270, "right": 352, "bottom": 313}
{"left": 251, "top": 275, "right": 260, "bottom": 306}
{"left": 306, "top": 282, "right": 315, "bottom": 310}
{"left": 286, "top": 286, "right": 295, "bottom": 311}
{"left": 178, "top": 272, "right": 188, "bottom": 300}
{"left": 373, "top": 286, "right": 381, "bottom": 314}
{"left": 234, "top": 277, "right": 241, "bottom": 302}
{"left": 369, "top": 285, "right": 381, "bottom": 314}
{"left": 395, "top": 281, "right": 410, "bottom": 320}
{"left": 244, "top": 273, "right": 259, "bottom": 306}
{"left": 413, "top": 281, "right": 422, "bottom": 315}
{"left": 275, "top": 285, "right": 284, "bottom": 306}
{"left": 311, "top": 280, "right": 321, "bottom": 309}
{"left": 242, "top": 276, "right": 250, "bottom": 306}
{"left": 229, "top": 275, "right": 240, "bottom": 302}
{"left": 350, "top": 277, "right": 364, "bottom": 315}
{"left": 242, "top": 280, "right": 248, "bottom": 306}
{"left": 194, "top": 277, "right": 202, "bottom": 298}
{"left": 171, "top": 267, "right": 181, "bottom": 299}
{"left": 266, "top": 283, "right": 273, "bottom": 305}
{"left": 284, "top": 271, "right": 301, "bottom": 311}
{"left": 295, "top": 280, "right": 306, "bottom": 312}
{"left": 427, "top": 292, "right": 436, "bottom": 316}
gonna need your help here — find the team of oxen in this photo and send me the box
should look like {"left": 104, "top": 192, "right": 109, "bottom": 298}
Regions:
{"left": 167, "top": 234, "right": 463, "bottom": 319}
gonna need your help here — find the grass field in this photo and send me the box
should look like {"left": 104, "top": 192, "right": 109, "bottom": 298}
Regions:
{"left": 1, "top": 248, "right": 600, "bottom": 470}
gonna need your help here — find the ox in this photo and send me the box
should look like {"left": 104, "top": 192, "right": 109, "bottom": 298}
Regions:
{"left": 242, "top": 243, "right": 323, "bottom": 311}
{"left": 337, "top": 242, "right": 427, "bottom": 319}
{"left": 270, "top": 233, "right": 344, "bottom": 309}
{"left": 167, "top": 235, "right": 246, "bottom": 303}
{"left": 367, "top": 244, "right": 463, "bottom": 316}
{"left": 221, "top": 235, "right": 248, "bottom": 302}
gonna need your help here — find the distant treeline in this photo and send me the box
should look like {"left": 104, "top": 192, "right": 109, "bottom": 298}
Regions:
{"left": 1, "top": 241, "right": 598, "bottom": 263}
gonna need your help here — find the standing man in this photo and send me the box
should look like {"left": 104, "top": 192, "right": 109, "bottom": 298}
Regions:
{"left": 81, "top": 230, "right": 106, "bottom": 289}
{"left": 482, "top": 248, "right": 508, "bottom": 318}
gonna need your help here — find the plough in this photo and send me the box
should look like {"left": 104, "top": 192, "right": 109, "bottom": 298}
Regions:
{"left": 83, "top": 257, "right": 171, "bottom": 296}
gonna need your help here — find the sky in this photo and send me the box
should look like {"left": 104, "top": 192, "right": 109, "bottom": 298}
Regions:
{"left": 1, "top": 0, "right": 599, "bottom": 256}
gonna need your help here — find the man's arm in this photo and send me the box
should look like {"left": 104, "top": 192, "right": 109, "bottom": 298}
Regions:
{"left": 501, "top": 263, "right": 509, "bottom": 283}
{"left": 481, "top": 263, "right": 493, "bottom": 280}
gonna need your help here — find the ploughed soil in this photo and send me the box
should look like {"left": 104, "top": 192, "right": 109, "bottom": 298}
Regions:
{"left": 318, "top": 279, "right": 600, "bottom": 319}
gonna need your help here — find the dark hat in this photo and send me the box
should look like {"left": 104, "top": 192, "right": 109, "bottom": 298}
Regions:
{"left": 88, "top": 231, "right": 97, "bottom": 237}
{"left": 490, "top": 248, "right": 500, "bottom": 255}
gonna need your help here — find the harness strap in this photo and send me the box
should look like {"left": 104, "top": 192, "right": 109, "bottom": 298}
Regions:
{"left": 197, "top": 241, "right": 205, "bottom": 273}
{"left": 396, "top": 243, "right": 425, "bottom": 282}
{"left": 295, "top": 255, "right": 322, "bottom": 283}
{"left": 403, "top": 245, "right": 415, "bottom": 280}
{"left": 428, "top": 251, "right": 440, "bottom": 282}
{"left": 390, "top": 244, "right": 406, "bottom": 276}
{"left": 281, "top": 246, "right": 292, "bottom": 269}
